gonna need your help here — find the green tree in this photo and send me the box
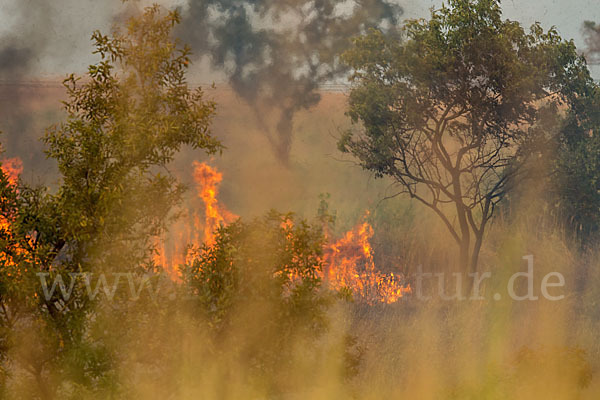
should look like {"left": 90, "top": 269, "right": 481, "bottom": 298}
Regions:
{"left": 553, "top": 80, "right": 600, "bottom": 242}
{"left": 339, "top": 0, "right": 588, "bottom": 275}
{"left": 0, "top": 5, "right": 220, "bottom": 398}
{"left": 182, "top": 211, "right": 333, "bottom": 395}
{"left": 184, "top": 211, "right": 330, "bottom": 336}
{"left": 548, "top": 21, "right": 600, "bottom": 242}
{"left": 44, "top": 4, "right": 220, "bottom": 273}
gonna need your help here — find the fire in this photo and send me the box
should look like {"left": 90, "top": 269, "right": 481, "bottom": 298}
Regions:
{"left": 0, "top": 157, "right": 409, "bottom": 303}
{"left": 192, "top": 161, "right": 238, "bottom": 246}
{"left": 323, "top": 215, "right": 411, "bottom": 304}
{"left": 153, "top": 162, "right": 238, "bottom": 278}
{"left": 1, "top": 158, "right": 23, "bottom": 186}
{"left": 0, "top": 157, "right": 26, "bottom": 275}
{"left": 156, "top": 161, "right": 410, "bottom": 303}
{"left": 1, "top": 158, "right": 22, "bottom": 234}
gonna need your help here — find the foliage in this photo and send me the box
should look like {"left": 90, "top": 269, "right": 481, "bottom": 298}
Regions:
{"left": 182, "top": 211, "right": 334, "bottom": 393}
{"left": 44, "top": 4, "right": 220, "bottom": 271}
{"left": 553, "top": 89, "right": 600, "bottom": 241}
{"left": 0, "top": 5, "right": 219, "bottom": 398}
{"left": 549, "top": 21, "right": 600, "bottom": 242}
{"left": 339, "top": 0, "right": 589, "bottom": 273}
{"left": 184, "top": 211, "right": 331, "bottom": 335}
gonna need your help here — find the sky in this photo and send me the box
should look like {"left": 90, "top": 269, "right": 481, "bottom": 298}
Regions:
{"left": 0, "top": 0, "right": 599, "bottom": 81}
{"left": 404, "top": 0, "right": 600, "bottom": 75}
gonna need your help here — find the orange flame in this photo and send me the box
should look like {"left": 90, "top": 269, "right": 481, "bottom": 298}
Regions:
{"left": 154, "top": 162, "right": 238, "bottom": 278}
{"left": 0, "top": 158, "right": 21, "bottom": 235}
{"left": 192, "top": 161, "right": 238, "bottom": 246}
{"left": 1, "top": 157, "right": 23, "bottom": 186}
{"left": 323, "top": 215, "right": 411, "bottom": 304}
{"left": 0, "top": 157, "right": 27, "bottom": 277}
{"left": 156, "top": 161, "right": 410, "bottom": 303}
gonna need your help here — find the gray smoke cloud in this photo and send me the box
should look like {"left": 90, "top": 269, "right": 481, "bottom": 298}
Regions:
{"left": 583, "top": 21, "right": 600, "bottom": 64}
{"left": 177, "top": 0, "right": 403, "bottom": 164}
{"left": 0, "top": 0, "right": 121, "bottom": 180}
{"left": 0, "top": 0, "right": 54, "bottom": 178}
{"left": 0, "top": 0, "right": 403, "bottom": 170}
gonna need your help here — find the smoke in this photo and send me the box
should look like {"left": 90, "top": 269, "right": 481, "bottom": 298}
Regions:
{"left": 0, "top": 47, "right": 33, "bottom": 78}
{"left": 0, "top": 0, "right": 122, "bottom": 181}
{"left": 583, "top": 21, "right": 600, "bottom": 64}
{"left": 0, "top": 0, "right": 51, "bottom": 175}
{"left": 0, "top": 0, "right": 403, "bottom": 169}
{"left": 178, "top": 0, "right": 403, "bottom": 164}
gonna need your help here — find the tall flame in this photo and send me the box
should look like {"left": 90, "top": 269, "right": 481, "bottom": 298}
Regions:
{"left": 154, "top": 162, "right": 238, "bottom": 278}
{"left": 192, "top": 161, "right": 238, "bottom": 246}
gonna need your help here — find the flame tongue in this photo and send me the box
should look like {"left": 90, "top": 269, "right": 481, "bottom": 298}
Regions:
{"left": 0, "top": 158, "right": 410, "bottom": 302}
{"left": 192, "top": 161, "right": 237, "bottom": 246}
{"left": 154, "top": 162, "right": 238, "bottom": 278}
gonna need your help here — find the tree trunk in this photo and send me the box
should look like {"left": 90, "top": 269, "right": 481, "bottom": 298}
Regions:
{"left": 463, "top": 231, "right": 484, "bottom": 297}
{"left": 459, "top": 236, "right": 470, "bottom": 272}
{"left": 470, "top": 231, "right": 484, "bottom": 275}
{"left": 452, "top": 170, "right": 470, "bottom": 272}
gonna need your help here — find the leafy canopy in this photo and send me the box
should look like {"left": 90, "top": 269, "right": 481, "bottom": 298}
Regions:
{"left": 339, "top": 0, "right": 589, "bottom": 271}
{"left": 0, "top": 6, "right": 221, "bottom": 397}
{"left": 44, "top": 5, "right": 221, "bottom": 270}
